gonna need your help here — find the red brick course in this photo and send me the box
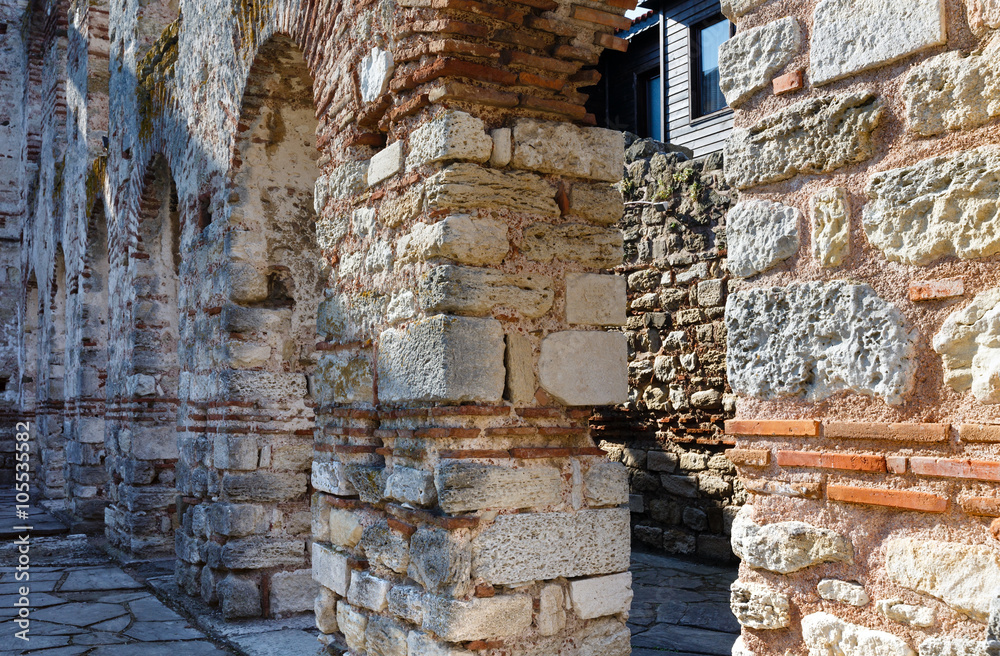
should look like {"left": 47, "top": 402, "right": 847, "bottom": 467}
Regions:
{"left": 908, "top": 278, "right": 964, "bottom": 302}
{"left": 725, "top": 419, "right": 820, "bottom": 437}
{"left": 725, "top": 448, "right": 771, "bottom": 467}
{"left": 827, "top": 484, "right": 949, "bottom": 513}
{"left": 776, "top": 450, "right": 886, "bottom": 472}
{"left": 823, "top": 422, "right": 949, "bottom": 442}
{"left": 909, "top": 456, "right": 1000, "bottom": 482}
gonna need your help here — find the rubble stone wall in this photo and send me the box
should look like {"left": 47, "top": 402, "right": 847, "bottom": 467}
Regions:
{"left": 718, "top": 0, "right": 1000, "bottom": 654}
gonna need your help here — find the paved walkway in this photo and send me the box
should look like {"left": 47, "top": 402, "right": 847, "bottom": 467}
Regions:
{"left": 0, "top": 497, "right": 740, "bottom": 655}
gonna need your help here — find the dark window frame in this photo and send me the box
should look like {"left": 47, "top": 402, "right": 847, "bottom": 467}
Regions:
{"left": 689, "top": 14, "right": 734, "bottom": 122}
{"left": 635, "top": 66, "right": 662, "bottom": 141}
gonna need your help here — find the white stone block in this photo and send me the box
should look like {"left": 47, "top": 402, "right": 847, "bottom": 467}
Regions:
{"left": 312, "top": 542, "right": 351, "bottom": 596}
{"left": 817, "top": 579, "right": 870, "bottom": 607}
{"left": 329, "top": 508, "right": 363, "bottom": 548}
{"left": 368, "top": 141, "right": 404, "bottom": 187}
{"left": 359, "top": 47, "right": 394, "bottom": 101}
{"left": 719, "top": 17, "right": 802, "bottom": 107}
{"left": 569, "top": 572, "right": 633, "bottom": 620}
{"left": 538, "top": 331, "right": 628, "bottom": 406}
{"left": 510, "top": 120, "right": 624, "bottom": 182}
{"left": 311, "top": 461, "right": 356, "bottom": 496}
{"left": 337, "top": 601, "right": 368, "bottom": 653}
{"left": 489, "top": 128, "right": 512, "bottom": 167}
{"left": 811, "top": 187, "right": 850, "bottom": 268}
{"left": 565, "top": 273, "right": 626, "bottom": 326}
{"left": 348, "top": 570, "right": 392, "bottom": 612}
{"left": 407, "top": 110, "right": 493, "bottom": 170}
{"left": 727, "top": 199, "right": 800, "bottom": 278}
{"left": 422, "top": 593, "right": 532, "bottom": 641}
{"left": 802, "top": 612, "right": 915, "bottom": 656}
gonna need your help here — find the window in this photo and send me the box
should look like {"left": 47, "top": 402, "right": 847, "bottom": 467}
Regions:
{"left": 692, "top": 16, "right": 731, "bottom": 118}
{"left": 637, "top": 70, "right": 662, "bottom": 141}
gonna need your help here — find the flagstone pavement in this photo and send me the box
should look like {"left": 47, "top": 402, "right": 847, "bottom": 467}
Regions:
{"left": 0, "top": 494, "right": 740, "bottom": 656}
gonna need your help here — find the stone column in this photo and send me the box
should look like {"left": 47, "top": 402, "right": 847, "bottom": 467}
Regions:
{"left": 309, "top": 0, "right": 636, "bottom": 649}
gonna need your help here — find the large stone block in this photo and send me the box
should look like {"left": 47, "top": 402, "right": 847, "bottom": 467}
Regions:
{"left": 811, "top": 187, "right": 851, "bottom": 268}
{"left": 385, "top": 466, "right": 437, "bottom": 507}
{"left": 568, "top": 182, "right": 624, "bottom": 225}
{"left": 329, "top": 508, "right": 363, "bottom": 548}
{"left": 422, "top": 593, "right": 532, "bottom": 641}
{"left": 802, "top": 612, "right": 915, "bottom": 656}
{"left": 721, "top": 0, "right": 766, "bottom": 18}
{"left": 337, "top": 601, "right": 368, "bottom": 653}
{"left": 566, "top": 273, "right": 626, "bottom": 326}
{"left": 368, "top": 141, "right": 403, "bottom": 187}
{"left": 719, "top": 17, "right": 802, "bottom": 107}
{"left": 730, "top": 506, "right": 853, "bottom": 573}
{"left": 365, "top": 615, "right": 408, "bottom": 656}
{"left": 522, "top": 223, "right": 623, "bottom": 269}
{"left": 435, "top": 461, "right": 562, "bottom": 513}
{"left": 904, "top": 49, "right": 1000, "bottom": 137}
{"left": 538, "top": 584, "right": 567, "bottom": 635}
{"left": 315, "top": 160, "right": 367, "bottom": 211}
{"left": 221, "top": 472, "right": 307, "bottom": 502}
{"left": 397, "top": 215, "right": 509, "bottom": 267}
{"left": 810, "top": 0, "right": 946, "bottom": 86}
{"left": 934, "top": 287, "right": 1000, "bottom": 401}
{"left": 730, "top": 581, "right": 791, "bottom": 629}
{"left": 569, "top": 572, "right": 633, "bottom": 619}
{"left": 727, "top": 200, "right": 800, "bottom": 278}
{"left": 407, "top": 527, "right": 472, "bottom": 594}
{"left": 538, "top": 331, "right": 629, "bottom": 406}
{"left": 419, "top": 266, "right": 553, "bottom": 319}
{"left": 919, "top": 638, "right": 990, "bottom": 656}
{"left": 360, "top": 521, "right": 410, "bottom": 575}
{"left": 504, "top": 332, "right": 536, "bottom": 405}
{"left": 583, "top": 460, "right": 629, "bottom": 507}
{"left": 132, "top": 425, "right": 179, "bottom": 460}
{"left": 510, "top": 120, "right": 624, "bottom": 182}
{"left": 407, "top": 631, "right": 475, "bottom": 656}
{"left": 726, "top": 281, "right": 917, "bottom": 405}
{"left": 311, "top": 461, "right": 357, "bottom": 496}
{"left": 424, "top": 163, "right": 558, "bottom": 217}
{"left": 312, "top": 542, "right": 351, "bottom": 596}
{"left": 217, "top": 574, "right": 262, "bottom": 619}
{"left": 377, "top": 315, "right": 505, "bottom": 404}
{"left": 347, "top": 570, "right": 391, "bottom": 612}
{"left": 578, "top": 617, "right": 632, "bottom": 656}
{"left": 313, "top": 352, "right": 374, "bottom": 406}
{"left": 864, "top": 147, "right": 1000, "bottom": 266}
{"left": 407, "top": 110, "right": 493, "bottom": 170}
{"left": 472, "top": 508, "right": 630, "bottom": 584}
{"left": 818, "top": 579, "right": 871, "bottom": 607}
{"left": 220, "top": 538, "right": 305, "bottom": 569}
{"left": 885, "top": 538, "right": 1000, "bottom": 622}
{"left": 725, "top": 92, "right": 884, "bottom": 189}
{"left": 270, "top": 569, "right": 318, "bottom": 616}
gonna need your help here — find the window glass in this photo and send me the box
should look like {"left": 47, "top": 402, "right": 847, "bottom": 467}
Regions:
{"left": 646, "top": 74, "right": 662, "bottom": 141}
{"left": 696, "top": 18, "right": 729, "bottom": 116}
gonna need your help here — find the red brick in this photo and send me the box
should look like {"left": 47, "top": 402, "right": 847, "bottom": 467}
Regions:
{"left": 595, "top": 32, "right": 629, "bottom": 52}
{"left": 518, "top": 93, "right": 587, "bottom": 120}
{"left": 823, "top": 422, "right": 949, "bottom": 443}
{"left": 438, "top": 449, "right": 511, "bottom": 459}
{"left": 777, "top": 450, "right": 886, "bottom": 472}
{"left": 908, "top": 278, "right": 964, "bottom": 302}
{"left": 827, "top": 484, "right": 948, "bottom": 513}
{"left": 772, "top": 69, "right": 803, "bottom": 95}
{"left": 570, "top": 5, "right": 632, "bottom": 30}
{"left": 475, "top": 583, "right": 496, "bottom": 597}
{"left": 518, "top": 71, "right": 565, "bottom": 91}
{"left": 571, "top": 447, "right": 608, "bottom": 456}
{"left": 992, "top": 518, "right": 1000, "bottom": 541}
{"left": 510, "top": 447, "right": 572, "bottom": 458}
{"left": 959, "top": 424, "right": 1000, "bottom": 443}
{"left": 886, "top": 456, "right": 908, "bottom": 474}
{"left": 606, "top": 0, "right": 639, "bottom": 9}
{"left": 725, "top": 419, "right": 819, "bottom": 437}
{"left": 552, "top": 44, "right": 599, "bottom": 64}
{"left": 503, "top": 50, "right": 580, "bottom": 74}
{"left": 744, "top": 478, "right": 821, "bottom": 498}
{"left": 388, "top": 518, "right": 417, "bottom": 537}
{"left": 413, "top": 18, "right": 490, "bottom": 38}
{"left": 494, "top": 28, "right": 552, "bottom": 50}
{"left": 959, "top": 496, "right": 1000, "bottom": 517}
{"left": 429, "top": 406, "right": 510, "bottom": 417}
{"left": 507, "top": 0, "right": 558, "bottom": 11}
{"left": 429, "top": 39, "right": 501, "bottom": 59}
{"left": 411, "top": 57, "right": 518, "bottom": 88}
{"left": 414, "top": 427, "right": 481, "bottom": 439}
{"left": 334, "top": 445, "right": 377, "bottom": 454}
{"left": 725, "top": 448, "right": 770, "bottom": 467}
{"left": 431, "top": 0, "right": 524, "bottom": 23}
{"left": 569, "top": 68, "right": 602, "bottom": 86}
{"left": 909, "top": 456, "right": 1000, "bottom": 482}
{"left": 524, "top": 15, "right": 578, "bottom": 36}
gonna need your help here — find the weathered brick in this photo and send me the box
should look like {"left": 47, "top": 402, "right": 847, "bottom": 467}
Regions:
{"left": 773, "top": 70, "right": 803, "bottom": 95}
{"left": 959, "top": 424, "right": 1000, "bottom": 443}
{"left": 909, "top": 278, "right": 964, "bottom": 302}
{"left": 725, "top": 448, "right": 771, "bottom": 467}
{"left": 959, "top": 496, "right": 1000, "bottom": 517}
{"left": 827, "top": 485, "right": 948, "bottom": 513}
{"left": 909, "top": 457, "right": 1000, "bottom": 482}
{"left": 776, "top": 450, "right": 886, "bottom": 472}
{"left": 725, "top": 420, "right": 820, "bottom": 437}
{"left": 823, "top": 422, "right": 949, "bottom": 443}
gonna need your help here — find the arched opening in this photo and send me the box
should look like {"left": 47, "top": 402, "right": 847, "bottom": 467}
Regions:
{"left": 38, "top": 248, "right": 68, "bottom": 504}
{"left": 182, "top": 35, "right": 325, "bottom": 619}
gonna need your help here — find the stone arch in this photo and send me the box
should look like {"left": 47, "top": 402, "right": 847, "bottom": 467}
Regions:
{"left": 135, "top": 0, "right": 180, "bottom": 61}
{"left": 174, "top": 33, "right": 326, "bottom": 619}
{"left": 104, "top": 153, "right": 181, "bottom": 557}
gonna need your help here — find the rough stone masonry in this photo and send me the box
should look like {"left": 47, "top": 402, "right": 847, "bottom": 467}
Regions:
{"left": 717, "top": 0, "right": 1000, "bottom": 656}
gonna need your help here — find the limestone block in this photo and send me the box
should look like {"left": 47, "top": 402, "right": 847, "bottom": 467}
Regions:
{"left": 967, "top": 0, "right": 1000, "bottom": 35}
{"left": 810, "top": 0, "right": 945, "bottom": 86}
{"left": 802, "top": 612, "right": 915, "bottom": 656}
{"left": 270, "top": 569, "right": 317, "bottom": 616}
{"left": 131, "top": 424, "right": 180, "bottom": 460}
{"left": 919, "top": 637, "right": 990, "bottom": 656}
{"left": 425, "top": 163, "right": 558, "bottom": 217}
{"left": 472, "top": 508, "right": 631, "bottom": 584}
{"left": 730, "top": 581, "right": 791, "bottom": 629}
{"left": 337, "top": 601, "right": 368, "bottom": 653}
{"left": 522, "top": 223, "right": 624, "bottom": 269}
{"left": 348, "top": 465, "right": 387, "bottom": 505}
{"left": 228, "top": 343, "right": 271, "bottom": 369}
{"left": 578, "top": 617, "right": 632, "bottom": 656}
{"left": 727, "top": 199, "right": 801, "bottom": 278}
{"left": 510, "top": 120, "right": 623, "bottom": 182}
{"left": 719, "top": 17, "right": 802, "bottom": 107}
{"left": 721, "top": 0, "right": 767, "bottom": 19}
{"left": 360, "top": 46, "right": 393, "bottom": 101}
{"left": 726, "top": 281, "right": 917, "bottom": 405}
{"left": 538, "top": 584, "right": 567, "bottom": 635}
{"left": 408, "top": 110, "right": 493, "bottom": 170}
{"left": 504, "top": 332, "right": 536, "bottom": 405}
{"left": 366, "top": 615, "right": 408, "bottom": 656}
{"left": 361, "top": 521, "right": 410, "bottom": 575}
{"left": 811, "top": 187, "right": 851, "bottom": 268}
{"left": 313, "top": 352, "right": 374, "bottom": 406}
{"left": 730, "top": 506, "right": 853, "bottom": 573}
{"left": 397, "top": 215, "right": 509, "bottom": 267}
{"left": 435, "top": 461, "right": 562, "bottom": 513}
{"left": 422, "top": 593, "right": 532, "bottom": 641}
{"left": 877, "top": 599, "right": 936, "bottom": 627}
{"left": 368, "top": 141, "right": 404, "bottom": 187}
{"left": 538, "top": 331, "right": 628, "bottom": 406}
{"left": 698, "top": 279, "right": 726, "bottom": 307}
{"left": 318, "top": 160, "right": 367, "bottom": 209}
{"left": 208, "top": 503, "right": 265, "bottom": 538}
{"left": 407, "top": 527, "right": 472, "bottom": 594}
{"left": 583, "top": 460, "right": 629, "bottom": 507}
{"left": 312, "top": 542, "right": 351, "bottom": 596}
{"left": 312, "top": 461, "right": 357, "bottom": 496}
{"left": 329, "top": 508, "right": 363, "bottom": 548}
{"left": 864, "top": 147, "right": 1000, "bottom": 266}
{"left": 222, "top": 471, "right": 307, "bottom": 502}
{"left": 419, "top": 266, "right": 553, "bottom": 319}
{"left": 733, "top": 636, "right": 755, "bottom": 656}
{"left": 566, "top": 273, "right": 626, "bottom": 326}
{"left": 317, "top": 292, "right": 387, "bottom": 344}
{"left": 389, "top": 586, "right": 425, "bottom": 625}
{"left": 934, "top": 288, "right": 1000, "bottom": 400}
{"left": 385, "top": 466, "right": 437, "bottom": 507}
{"left": 904, "top": 49, "right": 1000, "bottom": 137}
{"left": 377, "top": 315, "right": 505, "bottom": 404}
{"left": 220, "top": 538, "right": 304, "bottom": 569}
{"left": 387, "top": 290, "right": 416, "bottom": 325}
{"left": 490, "top": 128, "right": 512, "bottom": 167}
{"left": 217, "top": 574, "right": 261, "bottom": 619}
{"left": 725, "top": 92, "right": 884, "bottom": 189}
{"left": 885, "top": 537, "right": 1000, "bottom": 622}
{"left": 569, "top": 572, "right": 633, "bottom": 619}
{"left": 569, "top": 182, "right": 625, "bottom": 225}
{"left": 818, "top": 579, "right": 871, "bottom": 607}
{"left": 348, "top": 570, "right": 392, "bottom": 612}
{"left": 315, "top": 586, "right": 339, "bottom": 634}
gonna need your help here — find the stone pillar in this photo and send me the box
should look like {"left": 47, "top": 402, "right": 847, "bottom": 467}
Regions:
{"left": 310, "top": 0, "right": 635, "bottom": 648}
{"left": 719, "top": 0, "right": 1000, "bottom": 655}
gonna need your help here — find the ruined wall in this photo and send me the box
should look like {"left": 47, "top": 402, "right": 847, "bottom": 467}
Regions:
{"left": 593, "top": 136, "right": 742, "bottom": 562}
{"left": 718, "top": 0, "right": 1000, "bottom": 653}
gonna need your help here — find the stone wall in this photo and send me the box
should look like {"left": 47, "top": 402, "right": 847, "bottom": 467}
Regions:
{"left": 593, "top": 137, "right": 742, "bottom": 563}
{"left": 719, "top": 0, "right": 1000, "bottom": 654}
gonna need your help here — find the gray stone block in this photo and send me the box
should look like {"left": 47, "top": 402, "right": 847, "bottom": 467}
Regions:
{"left": 538, "top": 330, "right": 628, "bottom": 406}
{"left": 435, "top": 461, "right": 562, "bottom": 514}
